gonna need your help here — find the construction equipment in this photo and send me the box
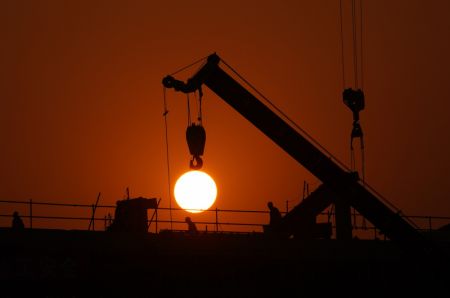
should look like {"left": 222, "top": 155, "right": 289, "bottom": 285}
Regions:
{"left": 162, "top": 53, "right": 423, "bottom": 243}
{"left": 107, "top": 197, "right": 158, "bottom": 233}
{"left": 186, "top": 123, "right": 206, "bottom": 169}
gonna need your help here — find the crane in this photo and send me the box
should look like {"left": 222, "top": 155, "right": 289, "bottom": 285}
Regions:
{"left": 162, "top": 53, "right": 423, "bottom": 243}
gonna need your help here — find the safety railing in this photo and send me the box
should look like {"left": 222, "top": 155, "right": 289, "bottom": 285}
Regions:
{"left": 1, "top": 199, "right": 449, "bottom": 240}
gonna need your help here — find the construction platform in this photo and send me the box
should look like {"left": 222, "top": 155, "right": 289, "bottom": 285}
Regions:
{"left": 1, "top": 227, "right": 449, "bottom": 296}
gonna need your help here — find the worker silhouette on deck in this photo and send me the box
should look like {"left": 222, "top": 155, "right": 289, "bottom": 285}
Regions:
{"left": 268, "top": 202, "right": 282, "bottom": 227}
{"left": 185, "top": 217, "right": 198, "bottom": 235}
{"left": 12, "top": 211, "right": 25, "bottom": 230}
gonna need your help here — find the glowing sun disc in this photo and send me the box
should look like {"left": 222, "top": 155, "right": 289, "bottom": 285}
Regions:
{"left": 174, "top": 170, "right": 217, "bottom": 213}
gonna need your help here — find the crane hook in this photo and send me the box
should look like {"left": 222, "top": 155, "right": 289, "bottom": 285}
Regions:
{"left": 189, "top": 156, "right": 203, "bottom": 170}
{"left": 186, "top": 123, "right": 206, "bottom": 170}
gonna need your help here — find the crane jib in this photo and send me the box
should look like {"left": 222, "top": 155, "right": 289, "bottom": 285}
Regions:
{"left": 162, "top": 53, "right": 425, "bottom": 245}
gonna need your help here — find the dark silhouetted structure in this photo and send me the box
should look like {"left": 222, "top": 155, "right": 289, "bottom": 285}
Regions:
{"left": 11, "top": 211, "right": 24, "bottom": 230}
{"left": 186, "top": 123, "right": 206, "bottom": 169}
{"left": 279, "top": 185, "right": 333, "bottom": 239}
{"left": 162, "top": 53, "right": 424, "bottom": 245}
{"left": 185, "top": 216, "right": 198, "bottom": 235}
{"left": 107, "top": 197, "right": 158, "bottom": 232}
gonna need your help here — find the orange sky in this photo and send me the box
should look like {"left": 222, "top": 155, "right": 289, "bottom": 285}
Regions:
{"left": 1, "top": 0, "right": 450, "bottom": 230}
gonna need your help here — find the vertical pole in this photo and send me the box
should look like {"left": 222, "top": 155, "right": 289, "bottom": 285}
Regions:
{"left": 215, "top": 208, "right": 219, "bottom": 232}
{"left": 88, "top": 193, "right": 101, "bottom": 231}
{"left": 91, "top": 204, "right": 95, "bottom": 231}
{"left": 155, "top": 205, "right": 158, "bottom": 233}
{"left": 29, "top": 199, "right": 33, "bottom": 229}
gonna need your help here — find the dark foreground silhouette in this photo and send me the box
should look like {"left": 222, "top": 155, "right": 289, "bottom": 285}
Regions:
{"left": 11, "top": 211, "right": 24, "bottom": 230}
{"left": 0, "top": 227, "right": 449, "bottom": 297}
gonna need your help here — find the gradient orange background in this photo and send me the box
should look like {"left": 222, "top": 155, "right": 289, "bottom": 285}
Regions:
{"left": 1, "top": 0, "right": 450, "bottom": 231}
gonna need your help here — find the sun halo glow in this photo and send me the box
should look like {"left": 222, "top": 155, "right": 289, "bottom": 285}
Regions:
{"left": 174, "top": 170, "right": 217, "bottom": 213}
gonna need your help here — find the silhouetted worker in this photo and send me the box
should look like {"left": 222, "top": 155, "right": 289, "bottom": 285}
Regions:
{"left": 267, "top": 202, "right": 282, "bottom": 227}
{"left": 12, "top": 211, "right": 25, "bottom": 230}
{"left": 185, "top": 216, "right": 198, "bottom": 235}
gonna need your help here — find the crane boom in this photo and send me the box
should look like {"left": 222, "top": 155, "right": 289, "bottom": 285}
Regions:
{"left": 162, "top": 53, "right": 423, "bottom": 243}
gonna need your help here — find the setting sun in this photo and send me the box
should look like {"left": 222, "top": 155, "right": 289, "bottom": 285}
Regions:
{"left": 174, "top": 170, "right": 217, "bottom": 213}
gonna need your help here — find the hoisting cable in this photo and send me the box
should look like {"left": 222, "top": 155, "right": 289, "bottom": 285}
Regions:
{"left": 355, "top": 0, "right": 365, "bottom": 183}
{"left": 193, "top": 89, "right": 203, "bottom": 124}
{"left": 169, "top": 54, "right": 210, "bottom": 76}
{"left": 220, "top": 59, "right": 350, "bottom": 172}
{"left": 187, "top": 93, "right": 192, "bottom": 126}
{"left": 352, "top": 0, "right": 359, "bottom": 88}
{"left": 339, "top": 0, "right": 346, "bottom": 89}
{"left": 341, "top": 0, "right": 366, "bottom": 183}
{"left": 186, "top": 88, "right": 206, "bottom": 170}
{"left": 359, "top": 0, "right": 366, "bottom": 183}
{"left": 162, "top": 87, "right": 173, "bottom": 230}
{"left": 342, "top": 0, "right": 356, "bottom": 174}
{"left": 360, "top": 0, "right": 364, "bottom": 90}
{"left": 198, "top": 90, "right": 203, "bottom": 124}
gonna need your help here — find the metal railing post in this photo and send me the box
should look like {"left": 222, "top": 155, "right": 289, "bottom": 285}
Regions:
{"left": 29, "top": 199, "right": 33, "bottom": 229}
{"left": 215, "top": 208, "right": 219, "bottom": 232}
{"left": 3, "top": 199, "right": 450, "bottom": 237}
{"left": 91, "top": 204, "right": 95, "bottom": 231}
{"left": 155, "top": 206, "right": 158, "bottom": 233}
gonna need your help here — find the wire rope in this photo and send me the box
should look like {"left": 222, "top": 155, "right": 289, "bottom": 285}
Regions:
{"left": 352, "top": 0, "right": 359, "bottom": 88}
{"left": 360, "top": 0, "right": 364, "bottom": 89}
{"left": 339, "top": 0, "right": 346, "bottom": 89}
{"left": 162, "top": 87, "right": 173, "bottom": 230}
{"left": 169, "top": 54, "right": 209, "bottom": 76}
{"left": 220, "top": 59, "right": 351, "bottom": 172}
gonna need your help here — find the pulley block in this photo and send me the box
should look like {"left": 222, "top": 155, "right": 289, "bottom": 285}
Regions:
{"left": 186, "top": 123, "right": 206, "bottom": 169}
{"left": 343, "top": 88, "right": 365, "bottom": 121}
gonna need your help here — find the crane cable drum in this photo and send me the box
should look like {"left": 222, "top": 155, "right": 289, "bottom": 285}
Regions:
{"left": 340, "top": 0, "right": 366, "bottom": 182}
